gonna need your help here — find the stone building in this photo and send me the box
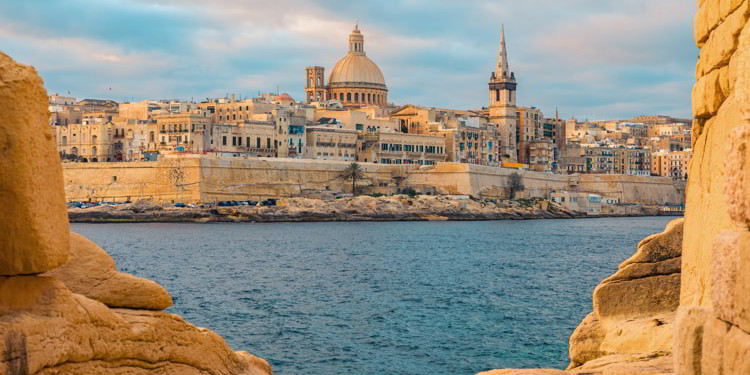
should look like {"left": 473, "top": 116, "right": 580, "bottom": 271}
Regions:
{"left": 304, "top": 124, "right": 358, "bottom": 161}
{"left": 528, "top": 138, "right": 554, "bottom": 172}
{"left": 154, "top": 112, "right": 211, "bottom": 154}
{"left": 357, "top": 131, "right": 447, "bottom": 165}
{"left": 517, "top": 106, "right": 543, "bottom": 163}
{"left": 652, "top": 149, "right": 691, "bottom": 180}
{"left": 305, "top": 23, "right": 388, "bottom": 108}
{"left": 55, "top": 122, "right": 115, "bottom": 162}
{"left": 208, "top": 121, "right": 278, "bottom": 158}
{"left": 487, "top": 25, "right": 518, "bottom": 162}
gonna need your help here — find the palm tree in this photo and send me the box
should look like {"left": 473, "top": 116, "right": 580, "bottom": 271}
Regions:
{"left": 342, "top": 162, "right": 365, "bottom": 195}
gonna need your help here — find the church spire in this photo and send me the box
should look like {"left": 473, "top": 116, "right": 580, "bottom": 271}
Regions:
{"left": 496, "top": 23, "right": 509, "bottom": 78}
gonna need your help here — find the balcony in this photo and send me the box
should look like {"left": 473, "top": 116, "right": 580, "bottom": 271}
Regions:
{"left": 316, "top": 142, "right": 335, "bottom": 147}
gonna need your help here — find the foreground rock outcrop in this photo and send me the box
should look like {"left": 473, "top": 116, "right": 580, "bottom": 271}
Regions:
{"left": 673, "top": 1, "right": 750, "bottom": 374}
{"left": 0, "top": 52, "right": 271, "bottom": 375}
{"left": 43, "top": 232, "right": 173, "bottom": 311}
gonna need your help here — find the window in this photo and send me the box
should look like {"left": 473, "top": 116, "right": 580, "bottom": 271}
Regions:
{"left": 222, "top": 136, "right": 227, "bottom": 146}
{"left": 246, "top": 137, "right": 250, "bottom": 147}
{"left": 257, "top": 137, "right": 261, "bottom": 148}
{"left": 61, "top": 136, "right": 67, "bottom": 146}
{"left": 347, "top": 93, "right": 351, "bottom": 101}
{"left": 267, "top": 138, "right": 271, "bottom": 148}
{"left": 232, "top": 137, "right": 237, "bottom": 146}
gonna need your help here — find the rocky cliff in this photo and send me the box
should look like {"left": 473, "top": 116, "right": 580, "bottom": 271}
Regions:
{"left": 0, "top": 52, "right": 271, "bottom": 374}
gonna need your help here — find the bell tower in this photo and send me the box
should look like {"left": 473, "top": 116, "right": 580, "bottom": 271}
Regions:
{"left": 488, "top": 24, "right": 518, "bottom": 162}
{"left": 305, "top": 66, "right": 326, "bottom": 103}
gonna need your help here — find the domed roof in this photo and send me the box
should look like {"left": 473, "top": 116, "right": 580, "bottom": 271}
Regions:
{"left": 329, "top": 54, "right": 386, "bottom": 87}
{"left": 274, "top": 93, "right": 294, "bottom": 101}
{"left": 328, "top": 24, "right": 387, "bottom": 89}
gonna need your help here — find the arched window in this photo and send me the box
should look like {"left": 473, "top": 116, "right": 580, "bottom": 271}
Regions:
{"left": 354, "top": 93, "right": 359, "bottom": 102}
{"left": 71, "top": 147, "right": 78, "bottom": 156}
{"left": 149, "top": 131, "right": 155, "bottom": 142}
{"left": 61, "top": 136, "right": 67, "bottom": 146}
{"left": 367, "top": 93, "right": 371, "bottom": 103}
{"left": 361, "top": 93, "right": 365, "bottom": 103}
{"left": 347, "top": 93, "right": 351, "bottom": 101}
{"left": 340, "top": 93, "right": 344, "bottom": 101}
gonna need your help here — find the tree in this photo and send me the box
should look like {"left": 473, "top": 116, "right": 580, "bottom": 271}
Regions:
{"left": 342, "top": 162, "right": 365, "bottom": 195}
{"left": 508, "top": 172, "right": 525, "bottom": 199}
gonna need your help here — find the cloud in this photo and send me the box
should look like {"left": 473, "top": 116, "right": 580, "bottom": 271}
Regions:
{"left": 0, "top": 0, "right": 697, "bottom": 119}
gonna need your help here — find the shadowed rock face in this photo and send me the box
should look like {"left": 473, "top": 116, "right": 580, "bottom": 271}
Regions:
{"left": 0, "top": 52, "right": 271, "bottom": 374}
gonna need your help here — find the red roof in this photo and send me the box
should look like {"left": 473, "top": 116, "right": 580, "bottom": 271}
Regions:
{"left": 275, "top": 93, "right": 293, "bottom": 101}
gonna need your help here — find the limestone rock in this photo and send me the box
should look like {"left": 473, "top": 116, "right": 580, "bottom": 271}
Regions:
{"left": 567, "top": 313, "right": 606, "bottom": 368}
{"left": 593, "top": 274, "right": 680, "bottom": 319}
{"left": 43, "top": 232, "right": 172, "bottom": 311}
{"left": 0, "top": 52, "right": 69, "bottom": 275}
{"left": 0, "top": 276, "right": 270, "bottom": 375}
{"left": 476, "top": 370, "right": 569, "bottom": 375}
{"left": 568, "top": 353, "right": 673, "bottom": 375}
{"left": 674, "top": 306, "right": 712, "bottom": 375}
{"left": 621, "top": 218, "right": 683, "bottom": 268}
{"left": 726, "top": 124, "right": 750, "bottom": 228}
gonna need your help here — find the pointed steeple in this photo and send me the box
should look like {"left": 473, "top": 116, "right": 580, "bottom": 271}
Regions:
{"left": 496, "top": 23, "right": 509, "bottom": 78}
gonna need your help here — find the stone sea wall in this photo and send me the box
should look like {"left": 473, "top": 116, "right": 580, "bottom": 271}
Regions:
{"left": 62, "top": 157, "right": 684, "bottom": 205}
{"left": 0, "top": 52, "right": 272, "bottom": 375}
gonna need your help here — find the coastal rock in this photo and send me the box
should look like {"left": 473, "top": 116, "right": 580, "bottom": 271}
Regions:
{"left": 477, "top": 370, "right": 569, "bottom": 375}
{"left": 43, "top": 232, "right": 173, "bottom": 310}
{"left": 568, "top": 353, "right": 673, "bottom": 375}
{"left": 592, "top": 219, "right": 683, "bottom": 320}
{"left": 569, "top": 218, "right": 682, "bottom": 369}
{"left": 621, "top": 218, "right": 683, "bottom": 267}
{"left": 568, "top": 313, "right": 606, "bottom": 368}
{"left": 593, "top": 274, "right": 680, "bottom": 319}
{"left": 0, "top": 276, "right": 271, "bottom": 375}
{"left": 673, "top": 306, "right": 711, "bottom": 375}
{"left": 0, "top": 52, "right": 69, "bottom": 275}
{"left": 0, "top": 50, "right": 270, "bottom": 375}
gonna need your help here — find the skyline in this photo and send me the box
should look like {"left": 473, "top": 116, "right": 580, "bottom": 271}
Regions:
{"left": 0, "top": 0, "right": 697, "bottom": 120}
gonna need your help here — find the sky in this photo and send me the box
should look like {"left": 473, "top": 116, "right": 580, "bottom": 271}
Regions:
{"left": 0, "top": 0, "right": 697, "bottom": 120}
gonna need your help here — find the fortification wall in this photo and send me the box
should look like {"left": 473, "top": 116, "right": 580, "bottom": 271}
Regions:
{"left": 197, "top": 156, "right": 408, "bottom": 201}
{"left": 63, "top": 157, "right": 202, "bottom": 202}
{"left": 577, "top": 174, "right": 685, "bottom": 205}
{"left": 62, "top": 157, "right": 684, "bottom": 204}
{"left": 404, "top": 162, "right": 570, "bottom": 198}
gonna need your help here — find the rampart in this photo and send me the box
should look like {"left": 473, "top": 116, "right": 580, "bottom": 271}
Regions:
{"left": 62, "top": 156, "right": 684, "bottom": 205}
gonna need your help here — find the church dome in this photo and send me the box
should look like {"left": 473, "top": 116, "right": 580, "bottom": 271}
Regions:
{"left": 328, "top": 24, "right": 387, "bottom": 89}
{"left": 329, "top": 55, "right": 386, "bottom": 87}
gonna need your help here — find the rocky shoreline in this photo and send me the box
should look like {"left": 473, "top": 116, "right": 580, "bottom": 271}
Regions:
{"left": 68, "top": 195, "right": 677, "bottom": 223}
